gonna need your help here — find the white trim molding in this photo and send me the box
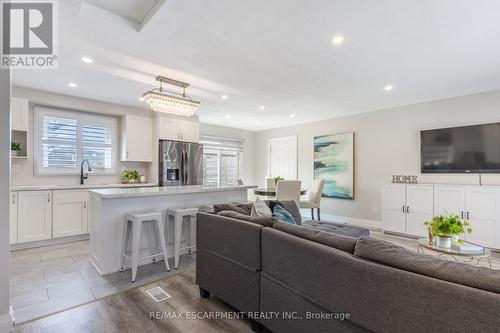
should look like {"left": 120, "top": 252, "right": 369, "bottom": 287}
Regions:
{"left": 0, "top": 306, "right": 14, "bottom": 332}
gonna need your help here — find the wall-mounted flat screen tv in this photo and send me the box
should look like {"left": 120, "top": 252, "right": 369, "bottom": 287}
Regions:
{"left": 421, "top": 122, "right": 500, "bottom": 173}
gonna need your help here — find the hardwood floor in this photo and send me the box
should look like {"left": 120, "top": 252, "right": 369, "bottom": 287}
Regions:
{"left": 14, "top": 271, "right": 254, "bottom": 333}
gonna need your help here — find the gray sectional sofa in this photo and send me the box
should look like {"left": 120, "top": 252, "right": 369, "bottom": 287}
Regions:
{"left": 196, "top": 204, "right": 500, "bottom": 333}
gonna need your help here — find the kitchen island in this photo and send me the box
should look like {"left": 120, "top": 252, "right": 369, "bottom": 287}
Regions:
{"left": 88, "top": 185, "right": 256, "bottom": 275}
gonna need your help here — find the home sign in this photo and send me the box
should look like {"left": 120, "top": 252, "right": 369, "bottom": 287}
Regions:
{"left": 392, "top": 175, "right": 418, "bottom": 184}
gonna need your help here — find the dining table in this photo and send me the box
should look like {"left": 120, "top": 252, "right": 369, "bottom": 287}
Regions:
{"left": 253, "top": 188, "right": 308, "bottom": 196}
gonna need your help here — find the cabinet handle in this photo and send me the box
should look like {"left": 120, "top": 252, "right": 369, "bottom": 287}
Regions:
{"left": 12, "top": 194, "right": 15, "bottom": 204}
{"left": 48, "top": 194, "right": 50, "bottom": 202}
{"left": 461, "top": 211, "right": 464, "bottom": 219}
{"left": 126, "top": 151, "right": 129, "bottom": 159}
{"left": 402, "top": 205, "right": 406, "bottom": 213}
{"left": 84, "top": 202, "right": 87, "bottom": 209}
{"left": 466, "top": 211, "right": 470, "bottom": 220}
{"left": 407, "top": 206, "right": 410, "bottom": 213}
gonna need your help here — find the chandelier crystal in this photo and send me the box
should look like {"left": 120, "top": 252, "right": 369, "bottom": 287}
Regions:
{"left": 143, "top": 76, "right": 200, "bottom": 117}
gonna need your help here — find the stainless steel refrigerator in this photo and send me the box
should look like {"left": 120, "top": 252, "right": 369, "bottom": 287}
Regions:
{"left": 159, "top": 140, "right": 204, "bottom": 186}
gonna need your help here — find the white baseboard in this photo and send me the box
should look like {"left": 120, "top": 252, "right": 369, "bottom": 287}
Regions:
{"left": 300, "top": 210, "right": 382, "bottom": 231}
{"left": 10, "top": 234, "right": 89, "bottom": 251}
{"left": 0, "top": 306, "right": 14, "bottom": 333}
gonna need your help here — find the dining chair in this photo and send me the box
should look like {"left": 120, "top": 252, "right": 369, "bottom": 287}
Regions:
{"left": 299, "top": 179, "right": 324, "bottom": 220}
{"left": 266, "top": 178, "right": 276, "bottom": 189}
{"left": 276, "top": 180, "right": 301, "bottom": 204}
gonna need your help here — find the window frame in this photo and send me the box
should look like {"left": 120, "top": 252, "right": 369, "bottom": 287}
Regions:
{"left": 200, "top": 136, "right": 244, "bottom": 187}
{"left": 34, "top": 106, "right": 118, "bottom": 176}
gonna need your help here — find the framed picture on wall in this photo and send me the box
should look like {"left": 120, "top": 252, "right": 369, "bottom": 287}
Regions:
{"left": 313, "top": 132, "right": 355, "bottom": 200}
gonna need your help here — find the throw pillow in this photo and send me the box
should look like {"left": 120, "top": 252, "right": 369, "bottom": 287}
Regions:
{"left": 272, "top": 204, "right": 296, "bottom": 224}
{"left": 265, "top": 200, "right": 302, "bottom": 225}
{"left": 251, "top": 198, "right": 272, "bottom": 217}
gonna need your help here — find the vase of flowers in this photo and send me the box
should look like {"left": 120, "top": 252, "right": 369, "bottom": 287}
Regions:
{"left": 423, "top": 213, "right": 472, "bottom": 248}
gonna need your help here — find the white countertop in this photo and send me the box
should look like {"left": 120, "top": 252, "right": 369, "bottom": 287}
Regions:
{"left": 89, "top": 185, "right": 257, "bottom": 199}
{"left": 11, "top": 183, "right": 158, "bottom": 191}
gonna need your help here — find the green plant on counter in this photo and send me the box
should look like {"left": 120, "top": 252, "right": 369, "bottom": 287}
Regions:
{"left": 274, "top": 176, "right": 284, "bottom": 184}
{"left": 11, "top": 142, "right": 21, "bottom": 151}
{"left": 423, "top": 213, "right": 472, "bottom": 238}
{"left": 122, "top": 169, "right": 140, "bottom": 183}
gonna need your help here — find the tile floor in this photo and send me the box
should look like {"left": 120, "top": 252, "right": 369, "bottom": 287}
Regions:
{"left": 10, "top": 240, "right": 195, "bottom": 324}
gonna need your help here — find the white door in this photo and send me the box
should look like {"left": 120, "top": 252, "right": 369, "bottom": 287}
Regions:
{"left": 179, "top": 120, "right": 199, "bottom": 142}
{"left": 121, "top": 115, "right": 153, "bottom": 162}
{"left": 18, "top": 191, "right": 52, "bottom": 243}
{"left": 11, "top": 97, "right": 29, "bottom": 131}
{"left": 465, "top": 187, "right": 499, "bottom": 248}
{"left": 268, "top": 136, "right": 297, "bottom": 180}
{"left": 10, "top": 192, "right": 18, "bottom": 245}
{"left": 406, "top": 185, "right": 434, "bottom": 237}
{"left": 158, "top": 116, "right": 180, "bottom": 141}
{"left": 434, "top": 185, "right": 466, "bottom": 217}
{"left": 382, "top": 185, "right": 406, "bottom": 233}
{"left": 53, "top": 190, "right": 89, "bottom": 238}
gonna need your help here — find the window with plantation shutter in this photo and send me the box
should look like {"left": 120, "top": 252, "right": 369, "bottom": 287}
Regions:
{"left": 35, "top": 107, "right": 117, "bottom": 174}
{"left": 200, "top": 136, "right": 244, "bottom": 187}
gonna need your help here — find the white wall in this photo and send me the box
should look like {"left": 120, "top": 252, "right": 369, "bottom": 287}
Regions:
{"left": 254, "top": 89, "right": 500, "bottom": 225}
{"left": 0, "top": 70, "right": 12, "bottom": 330}
{"left": 11, "top": 86, "right": 152, "bottom": 186}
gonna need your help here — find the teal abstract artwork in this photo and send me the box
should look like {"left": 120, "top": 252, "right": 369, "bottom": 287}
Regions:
{"left": 314, "top": 132, "right": 354, "bottom": 199}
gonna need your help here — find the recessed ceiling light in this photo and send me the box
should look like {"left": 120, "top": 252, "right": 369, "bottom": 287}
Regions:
{"left": 225, "top": 115, "right": 231, "bottom": 119}
{"left": 81, "top": 56, "right": 93, "bottom": 64}
{"left": 259, "top": 105, "right": 265, "bottom": 110}
{"left": 221, "top": 95, "right": 228, "bottom": 100}
{"left": 139, "top": 97, "right": 145, "bottom": 101}
{"left": 290, "top": 113, "right": 296, "bottom": 118}
{"left": 256, "top": 121, "right": 261, "bottom": 125}
{"left": 332, "top": 35, "right": 344, "bottom": 46}
{"left": 68, "top": 82, "right": 78, "bottom": 88}
{"left": 384, "top": 85, "right": 393, "bottom": 92}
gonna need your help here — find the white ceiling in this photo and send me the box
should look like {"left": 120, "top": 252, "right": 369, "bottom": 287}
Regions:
{"left": 12, "top": 0, "right": 500, "bottom": 131}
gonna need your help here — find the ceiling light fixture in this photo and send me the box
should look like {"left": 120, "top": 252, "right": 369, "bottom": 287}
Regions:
{"left": 81, "top": 56, "right": 93, "bottom": 64}
{"left": 290, "top": 113, "right": 296, "bottom": 118}
{"left": 143, "top": 76, "right": 200, "bottom": 117}
{"left": 332, "top": 35, "right": 344, "bottom": 46}
{"left": 221, "top": 95, "right": 228, "bottom": 100}
{"left": 384, "top": 85, "right": 393, "bottom": 92}
{"left": 259, "top": 105, "right": 265, "bottom": 110}
{"left": 225, "top": 115, "right": 231, "bottom": 119}
{"left": 68, "top": 82, "right": 78, "bottom": 88}
{"left": 256, "top": 121, "right": 261, "bottom": 125}
{"left": 139, "top": 97, "right": 145, "bottom": 101}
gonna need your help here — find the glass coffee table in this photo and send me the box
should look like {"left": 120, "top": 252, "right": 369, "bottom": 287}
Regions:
{"left": 417, "top": 238, "right": 492, "bottom": 268}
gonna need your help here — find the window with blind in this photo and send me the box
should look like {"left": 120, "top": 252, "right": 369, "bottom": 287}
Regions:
{"left": 35, "top": 107, "right": 116, "bottom": 174}
{"left": 200, "top": 136, "right": 244, "bottom": 187}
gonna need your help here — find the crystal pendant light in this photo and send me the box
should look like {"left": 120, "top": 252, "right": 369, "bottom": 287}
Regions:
{"left": 143, "top": 76, "right": 200, "bottom": 117}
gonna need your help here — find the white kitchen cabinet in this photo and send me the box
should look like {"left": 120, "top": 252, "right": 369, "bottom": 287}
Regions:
{"left": 405, "top": 185, "right": 434, "bottom": 237}
{"left": 18, "top": 191, "right": 52, "bottom": 243}
{"left": 11, "top": 97, "right": 29, "bottom": 131}
{"left": 120, "top": 114, "right": 153, "bottom": 162}
{"left": 465, "top": 187, "right": 500, "bottom": 248}
{"left": 157, "top": 115, "right": 199, "bottom": 143}
{"left": 53, "top": 190, "right": 89, "bottom": 238}
{"left": 10, "top": 192, "right": 18, "bottom": 245}
{"left": 382, "top": 184, "right": 433, "bottom": 236}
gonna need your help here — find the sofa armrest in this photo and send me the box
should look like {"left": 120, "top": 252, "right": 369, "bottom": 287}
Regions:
{"left": 197, "top": 212, "right": 262, "bottom": 271}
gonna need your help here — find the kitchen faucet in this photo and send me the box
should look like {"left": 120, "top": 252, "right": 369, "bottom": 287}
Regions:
{"left": 80, "top": 159, "right": 92, "bottom": 185}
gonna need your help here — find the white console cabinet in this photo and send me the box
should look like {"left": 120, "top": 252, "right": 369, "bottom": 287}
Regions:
{"left": 382, "top": 184, "right": 433, "bottom": 237}
{"left": 384, "top": 184, "right": 500, "bottom": 249}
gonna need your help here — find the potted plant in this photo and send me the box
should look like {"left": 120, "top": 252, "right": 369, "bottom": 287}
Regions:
{"left": 274, "top": 176, "right": 284, "bottom": 185}
{"left": 423, "top": 213, "right": 472, "bottom": 248}
{"left": 122, "top": 169, "right": 140, "bottom": 184}
{"left": 11, "top": 142, "right": 21, "bottom": 156}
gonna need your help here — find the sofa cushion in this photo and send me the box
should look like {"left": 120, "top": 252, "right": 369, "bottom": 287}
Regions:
{"left": 302, "top": 220, "right": 370, "bottom": 238}
{"left": 354, "top": 237, "right": 500, "bottom": 294}
{"left": 273, "top": 221, "right": 358, "bottom": 253}
{"left": 213, "top": 203, "right": 253, "bottom": 215}
{"left": 265, "top": 200, "right": 302, "bottom": 225}
{"left": 251, "top": 199, "right": 273, "bottom": 217}
{"left": 217, "top": 210, "right": 276, "bottom": 227}
{"left": 272, "top": 205, "right": 296, "bottom": 224}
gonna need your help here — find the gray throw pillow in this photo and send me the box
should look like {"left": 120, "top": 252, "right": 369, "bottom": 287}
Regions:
{"left": 217, "top": 210, "right": 276, "bottom": 227}
{"left": 213, "top": 203, "right": 252, "bottom": 215}
{"left": 265, "top": 200, "right": 302, "bottom": 225}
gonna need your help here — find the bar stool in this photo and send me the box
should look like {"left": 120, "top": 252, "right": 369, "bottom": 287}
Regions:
{"left": 166, "top": 208, "right": 198, "bottom": 269}
{"left": 120, "top": 211, "right": 170, "bottom": 282}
